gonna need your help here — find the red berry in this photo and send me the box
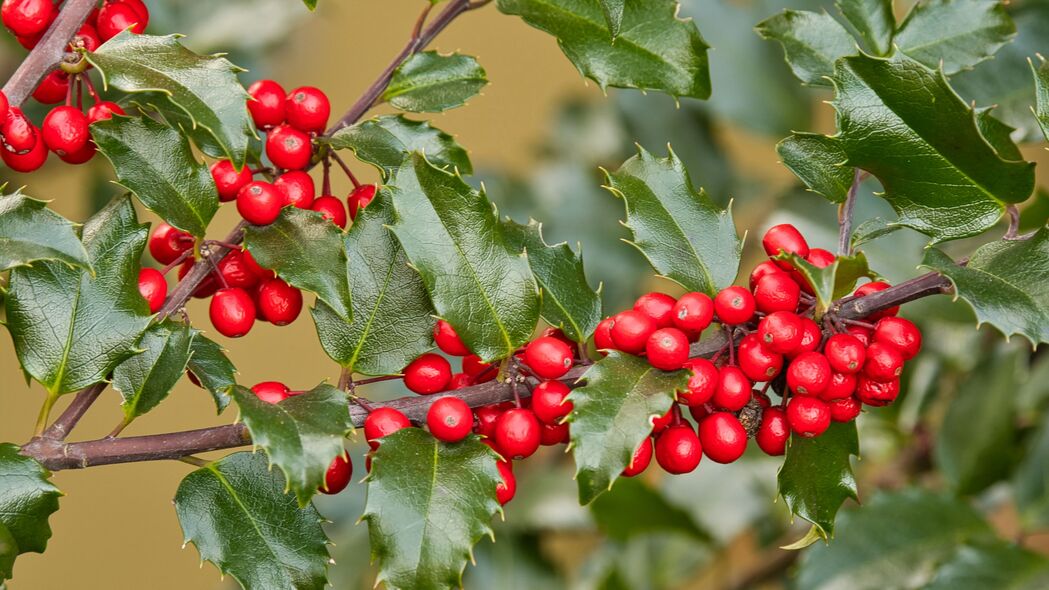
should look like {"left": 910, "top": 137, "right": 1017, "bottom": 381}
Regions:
{"left": 689, "top": 402, "right": 713, "bottom": 423}
{"left": 285, "top": 86, "right": 330, "bottom": 134}
{"left": 523, "top": 336, "right": 574, "bottom": 379}
{"left": 654, "top": 425, "right": 702, "bottom": 474}
{"left": 787, "top": 396, "right": 830, "bottom": 438}
{"left": 251, "top": 381, "right": 290, "bottom": 404}
{"left": 645, "top": 327, "right": 689, "bottom": 371}
{"left": 753, "top": 272, "right": 801, "bottom": 314}
{"left": 347, "top": 184, "right": 377, "bottom": 220}
{"left": 737, "top": 333, "right": 783, "bottom": 382}
{"left": 86, "top": 101, "right": 124, "bottom": 124}
{"left": 136, "top": 268, "right": 167, "bottom": 313}
{"left": 462, "top": 354, "right": 493, "bottom": 381}
{"left": 427, "top": 396, "right": 473, "bottom": 442}
{"left": 757, "top": 311, "right": 804, "bottom": 354}
{"left": 651, "top": 405, "right": 678, "bottom": 434}
{"left": 148, "top": 222, "right": 193, "bottom": 264}
{"left": 210, "top": 160, "right": 253, "bottom": 202}
{"left": 496, "top": 460, "right": 516, "bottom": 505}
{"left": 237, "top": 181, "right": 283, "bottom": 225}
{"left": 863, "top": 342, "right": 904, "bottom": 382}
{"left": 209, "top": 288, "right": 256, "bottom": 337}
{"left": 829, "top": 396, "right": 862, "bottom": 422}
{"left": 32, "top": 71, "right": 68, "bottom": 105}
{"left": 434, "top": 320, "right": 470, "bottom": 356}
{"left": 494, "top": 408, "right": 541, "bottom": 459}
{"left": 671, "top": 292, "right": 714, "bottom": 333}
{"left": 755, "top": 407, "right": 789, "bottom": 456}
{"left": 319, "top": 453, "right": 352, "bottom": 494}
{"left": 853, "top": 281, "right": 899, "bottom": 318}
{"left": 873, "top": 317, "right": 922, "bottom": 360}
{"left": 763, "top": 224, "right": 810, "bottom": 268}
{"left": 448, "top": 372, "right": 472, "bottom": 390}
{"left": 364, "top": 407, "right": 411, "bottom": 449}
{"left": 594, "top": 317, "right": 616, "bottom": 352}
{"left": 97, "top": 1, "right": 145, "bottom": 41}
{"left": 749, "top": 260, "right": 786, "bottom": 290}
{"left": 713, "top": 286, "right": 755, "bottom": 325}
{"left": 856, "top": 375, "right": 900, "bottom": 407}
{"left": 0, "top": 91, "right": 8, "bottom": 120}
{"left": 846, "top": 325, "right": 872, "bottom": 347}
{"left": 266, "top": 124, "right": 312, "bottom": 170}
{"left": 473, "top": 404, "right": 504, "bottom": 438}
{"left": 680, "top": 358, "right": 718, "bottom": 406}
{"left": 822, "top": 372, "right": 857, "bottom": 401}
{"left": 215, "top": 250, "right": 258, "bottom": 289}
{"left": 2, "top": 107, "right": 37, "bottom": 154}
{"left": 531, "top": 380, "right": 572, "bottom": 425}
{"left": 0, "top": 132, "right": 47, "bottom": 171}
{"left": 634, "top": 292, "right": 676, "bottom": 328}
{"left": 274, "top": 170, "right": 315, "bottom": 209}
{"left": 698, "top": 412, "right": 748, "bottom": 464}
{"left": 247, "top": 79, "right": 286, "bottom": 130}
{"left": 241, "top": 248, "right": 275, "bottom": 281}
{"left": 806, "top": 248, "right": 835, "bottom": 267}
{"left": 310, "top": 195, "right": 347, "bottom": 228}
{"left": 2, "top": 0, "right": 56, "bottom": 37}
{"left": 713, "top": 366, "right": 751, "bottom": 411}
{"left": 786, "top": 351, "right": 832, "bottom": 396}
{"left": 403, "top": 353, "right": 452, "bottom": 395}
{"left": 824, "top": 333, "right": 866, "bottom": 374}
{"left": 540, "top": 422, "right": 569, "bottom": 445}
{"left": 121, "top": 0, "right": 149, "bottom": 28}
{"left": 256, "top": 278, "right": 302, "bottom": 326}
{"left": 58, "top": 141, "right": 95, "bottom": 165}
{"left": 622, "top": 437, "right": 653, "bottom": 477}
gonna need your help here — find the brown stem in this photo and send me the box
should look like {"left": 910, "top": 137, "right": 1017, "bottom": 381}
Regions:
{"left": 331, "top": 151, "right": 362, "bottom": 189}
{"left": 832, "top": 271, "right": 953, "bottom": 321}
{"left": 40, "top": 382, "right": 106, "bottom": 441}
{"left": 838, "top": 168, "right": 862, "bottom": 255}
{"left": 157, "top": 221, "right": 247, "bottom": 320}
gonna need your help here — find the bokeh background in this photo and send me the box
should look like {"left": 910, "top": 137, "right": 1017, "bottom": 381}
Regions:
{"left": 2, "top": 0, "right": 1049, "bottom": 588}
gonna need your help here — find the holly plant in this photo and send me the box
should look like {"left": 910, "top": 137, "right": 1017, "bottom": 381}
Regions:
{"left": 0, "top": 0, "right": 1047, "bottom": 588}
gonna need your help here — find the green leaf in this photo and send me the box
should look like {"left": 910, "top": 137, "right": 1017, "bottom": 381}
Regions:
{"left": 850, "top": 217, "right": 902, "bottom": 249}
{"left": 597, "top": 0, "right": 624, "bottom": 38}
{"left": 796, "top": 489, "right": 993, "bottom": 589}
{"left": 114, "top": 320, "right": 194, "bottom": 423}
{"left": 926, "top": 542, "right": 1049, "bottom": 590}
{"left": 604, "top": 145, "right": 741, "bottom": 297}
{"left": 567, "top": 352, "right": 689, "bottom": 505}
{"left": 755, "top": 9, "right": 856, "bottom": 87}
{"left": 363, "top": 428, "right": 501, "bottom": 590}
{"left": 1032, "top": 55, "right": 1049, "bottom": 142}
{"left": 387, "top": 153, "right": 539, "bottom": 362}
{"left": 496, "top": 0, "right": 711, "bottom": 99}
{"left": 325, "top": 115, "right": 472, "bottom": 181}
{"left": 776, "top": 133, "right": 852, "bottom": 203}
{"left": 895, "top": 0, "right": 1016, "bottom": 75}
{"left": 174, "top": 452, "right": 330, "bottom": 590}
{"left": 232, "top": 384, "right": 352, "bottom": 507}
{"left": 590, "top": 477, "right": 709, "bottom": 542}
{"left": 91, "top": 115, "right": 219, "bottom": 236}
{"left": 830, "top": 52, "right": 1034, "bottom": 243}
{"left": 87, "top": 32, "right": 254, "bottom": 167}
{"left": 5, "top": 196, "right": 152, "bottom": 395}
{"left": 503, "top": 219, "right": 601, "bottom": 343}
{"left": 775, "top": 252, "right": 872, "bottom": 317}
{"left": 777, "top": 422, "right": 859, "bottom": 540}
{"left": 1014, "top": 410, "right": 1049, "bottom": 528}
{"left": 920, "top": 230, "right": 1049, "bottom": 346}
{"left": 836, "top": 0, "right": 894, "bottom": 55}
{"left": 302, "top": 0, "right": 317, "bottom": 10}
{"left": 0, "top": 444, "right": 61, "bottom": 557}
{"left": 383, "top": 51, "right": 487, "bottom": 113}
{"left": 244, "top": 207, "right": 352, "bottom": 321}
{"left": 0, "top": 525, "right": 15, "bottom": 582}
{"left": 0, "top": 191, "right": 90, "bottom": 273}
{"left": 311, "top": 191, "right": 435, "bottom": 376}
{"left": 186, "top": 333, "right": 236, "bottom": 414}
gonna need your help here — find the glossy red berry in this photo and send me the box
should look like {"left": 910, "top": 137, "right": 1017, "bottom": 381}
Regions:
{"left": 58, "top": 141, "right": 95, "bottom": 165}
{"left": 148, "top": 222, "right": 193, "bottom": 264}
{"left": 0, "top": 132, "right": 47, "bottom": 171}
{"left": 2, "top": 0, "right": 56, "bottom": 37}
{"left": 2, "top": 107, "right": 37, "bottom": 154}
{"left": 846, "top": 325, "right": 872, "bottom": 347}
{"left": 763, "top": 223, "right": 809, "bottom": 268}
{"left": 237, "top": 181, "right": 283, "bottom": 225}
{"left": 651, "top": 405, "right": 678, "bottom": 434}
{"left": 251, "top": 381, "right": 290, "bottom": 404}
{"left": 462, "top": 354, "right": 494, "bottom": 381}
{"left": 427, "top": 397, "right": 473, "bottom": 443}
{"left": 320, "top": 454, "right": 352, "bottom": 495}
{"left": 448, "top": 372, "right": 472, "bottom": 390}
{"left": 787, "top": 396, "right": 831, "bottom": 438}
{"left": 608, "top": 310, "right": 655, "bottom": 354}
{"left": 714, "top": 366, "right": 751, "bottom": 412}
{"left": 32, "top": 71, "right": 68, "bottom": 104}
{"left": 473, "top": 404, "right": 504, "bottom": 438}
{"left": 824, "top": 333, "right": 866, "bottom": 374}
{"left": 806, "top": 248, "right": 835, "bottom": 268}
{"left": 496, "top": 460, "right": 516, "bottom": 505}
{"left": 786, "top": 351, "right": 832, "bottom": 396}
{"left": 256, "top": 278, "right": 302, "bottom": 326}
{"left": 215, "top": 250, "right": 258, "bottom": 290}
{"left": 634, "top": 292, "right": 676, "bottom": 328}
{"left": 121, "top": 0, "right": 150, "bottom": 27}
{"left": 654, "top": 425, "right": 702, "bottom": 474}
{"left": 241, "top": 248, "right": 275, "bottom": 281}
{"left": 853, "top": 281, "right": 899, "bottom": 318}
{"left": 594, "top": 317, "right": 615, "bottom": 351}
{"left": 671, "top": 292, "right": 714, "bottom": 333}
{"left": 434, "top": 319, "right": 470, "bottom": 356}
{"left": 41, "top": 106, "right": 89, "bottom": 155}
{"left": 856, "top": 375, "right": 900, "bottom": 407}
{"left": 347, "top": 184, "right": 377, "bottom": 220}
{"left": 86, "top": 101, "right": 125, "bottom": 123}
{"left": 645, "top": 328, "right": 689, "bottom": 371}
{"left": 531, "top": 380, "right": 572, "bottom": 425}
{"left": 622, "top": 437, "right": 653, "bottom": 477}
{"left": 285, "top": 86, "right": 330, "bottom": 134}
{"left": 523, "top": 336, "right": 574, "bottom": 379}
{"left": 540, "top": 422, "right": 569, "bottom": 445}
{"left": 210, "top": 160, "right": 253, "bottom": 202}
{"left": 310, "top": 195, "right": 347, "bottom": 228}
{"left": 873, "top": 317, "right": 922, "bottom": 360}
{"left": 273, "top": 170, "right": 315, "bottom": 209}
{"left": 698, "top": 412, "right": 748, "bottom": 464}
{"left": 494, "top": 408, "right": 541, "bottom": 459}
{"left": 266, "top": 124, "right": 312, "bottom": 170}
{"left": 863, "top": 342, "right": 905, "bottom": 382}
{"left": 714, "top": 286, "right": 755, "bottom": 325}
{"left": 737, "top": 333, "right": 783, "bottom": 382}
{"left": 791, "top": 317, "right": 822, "bottom": 359}
{"left": 749, "top": 260, "right": 786, "bottom": 290}
{"left": 247, "top": 79, "right": 286, "bottom": 129}
{"left": 829, "top": 396, "right": 862, "bottom": 422}
{"left": 755, "top": 407, "right": 789, "bottom": 456}
{"left": 209, "top": 287, "right": 256, "bottom": 337}
{"left": 403, "top": 353, "right": 452, "bottom": 394}
{"left": 364, "top": 407, "right": 411, "bottom": 449}
{"left": 822, "top": 372, "right": 857, "bottom": 401}
{"left": 680, "top": 358, "right": 718, "bottom": 406}
{"left": 136, "top": 268, "right": 167, "bottom": 313}
{"left": 0, "top": 91, "right": 8, "bottom": 120}
{"left": 757, "top": 311, "right": 803, "bottom": 354}
{"left": 688, "top": 402, "right": 712, "bottom": 423}
{"left": 97, "top": 1, "right": 145, "bottom": 40}
{"left": 753, "top": 272, "right": 801, "bottom": 314}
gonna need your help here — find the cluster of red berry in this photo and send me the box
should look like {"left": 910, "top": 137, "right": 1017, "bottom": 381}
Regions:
{"left": 0, "top": 0, "right": 146, "bottom": 171}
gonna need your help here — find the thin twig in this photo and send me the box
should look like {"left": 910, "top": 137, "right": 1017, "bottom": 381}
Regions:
{"left": 838, "top": 168, "right": 862, "bottom": 255}
{"left": 40, "top": 382, "right": 106, "bottom": 440}
{"left": 331, "top": 151, "right": 362, "bottom": 189}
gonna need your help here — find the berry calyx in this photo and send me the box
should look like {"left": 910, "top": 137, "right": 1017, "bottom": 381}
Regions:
{"left": 310, "top": 195, "right": 347, "bottom": 228}
{"left": 256, "top": 278, "right": 303, "bottom": 326}
{"left": 609, "top": 310, "right": 656, "bottom": 354}
{"left": 645, "top": 327, "right": 690, "bottom": 371}
{"left": 698, "top": 412, "right": 748, "bottom": 464}
{"left": 757, "top": 311, "right": 804, "bottom": 354}
{"left": 347, "top": 184, "right": 377, "bottom": 220}
{"left": 494, "top": 408, "right": 541, "bottom": 459}
{"left": 274, "top": 170, "right": 315, "bottom": 209}
{"left": 755, "top": 407, "right": 789, "bottom": 456}
{"left": 433, "top": 320, "right": 470, "bottom": 356}
{"left": 713, "top": 366, "right": 751, "bottom": 412}
{"left": 285, "top": 86, "right": 330, "bottom": 134}
{"left": 523, "top": 336, "right": 574, "bottom": 379}
{"left": 786, "top": 351, "right": 832, "bottom": 396}
{"left": 634, "top": 292, "right": 676, "bottom": 328}
{"left": 713, "top": 286, "right": 755, "bottom": 325}
{"left": 622, "top": 437, "right": 653, "bottom": 477}
{"left": 364, "top": 407, "right": 411, "bottom": 449}
{"left": 680, "top": 358, "right": 718, "bottom": 406}
{"left": 786, "top": 396, "right": 831, "bottom": 438}
{"left": 209, "top": 287, "right": 256, "bottom": 338}
{"left": 824, "top": 333, "right": 866, "bottom": 374}
{"left": 210, "top": 160, "right": 253, "bottom": 202}
{"left": 251, "top": 381, "right": 290, "bottom": 404}
{"left": 403, "top": 353, "right": 452, "bottom": 394}
{"left": 237, "top": 181, "right": 283, "bottom": 225}
{"left": 427, "top": 397, "right": 473, "bottom": 443}
{"left": 319, "top": 454, "right": 352, "bottom": 495}
{"left": 762, "top": 223, "right": 809, "bottom": 268}
{"left": 137, "top": 268, "right": 167, "bottom": 313}
{"left": 265, "top": 124, "right": 312, "bottom": 170}
{"left": 654, "top": 425, "right": 702, "bottom": 474}
{"left": 247, "top": 79, "right": 286, "bottom": 129}
{"left": 530, "top": 380, "right": 572, "bottom": 425}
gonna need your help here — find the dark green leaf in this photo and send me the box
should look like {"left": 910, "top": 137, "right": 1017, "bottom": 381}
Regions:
{"left": 567, "top": 352, "right": 689, "bottom": 504}
{"left": 1014, "top": 410, "right": 1049, "bottom": 528}
{"left": 231, "top": 384, "right": 352, "bottom": 507}
{"left": 244, "top": 207, "right": 352, "bottom": 321}
{"left": 186, "top": 333, "right": 236, "bottom": 414}
{"left": 503, "top": 219, "right": 601, "bottom": 343}
{"left": 387, "top": 153, "right": 539, "bottom": 362}
{"left": 325, "top": 115, "right": 472, "bottom": 181}
{"left": 895, "top": 0, "right": 1016, "bottom": 75}
{"left": 174, "top": 452, "right": 330, "bottom": 590}
{"left": 0, "top": 444, "right": 61, "bottom": 557}
{"left": 776, "top": 133, "right": 852, "bottom": 203}
{"left": 87, "top": 32, "right": 254, "bottom": 167}
{"left": 605, "top": 145, "right": 741, "bottom": 297}
{"left": 383, "top": 51, "right": 487, "bottom": 113}
{"left": 927, "top": 542, "right": 1049, "bottom": 590}
{"left": 756, "top": 9, "right": 856, "bottom": 87}
{"left": 850, "top": 217, "right": 902, "bottom": 249}
{"left": 590, "top": 477, "right": 709, "bottom": 542}
{"left": 363, "top": 428, "right": 501, "bottom": 590}
{"left": 114, "top": 320, "right": 194, "bottom": 422}
{"left": 0, "top": 191, "right": 90, "bottom": 273}
{"left": 0, "top": 525, "right": 15, "bottom": 582}
{"left": 311, "top": 191, "right": 435, "bottom": 376}
{"left": 91, "top": 115, "right": 219, "bottom": 236}
{"left": 776, "top": 252, "right": 872, "bottom": 317}
{"left": 920, "top": 230, "right": 1049, "bottom": 346}
{"left": 836, "top": 0, "right": 894, "bottom": 55}
{"left": 597, "top": 0, "right": 624, "bottom": 38}
{"left": 5, "top": 196, "right": 151, "bottom": 395}
{"left": 1033, "top": 54, "right": 1049, "bottom": 141}
{"left": 497, "top": 0, "right": 711, "bottom": 99}
{"left": 778, "top": 422, "right": 858, "bottom": 540}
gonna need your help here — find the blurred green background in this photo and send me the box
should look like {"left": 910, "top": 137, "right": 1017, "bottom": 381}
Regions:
{"left": 2, "top": 1, "right": 1049, "bottom": 588}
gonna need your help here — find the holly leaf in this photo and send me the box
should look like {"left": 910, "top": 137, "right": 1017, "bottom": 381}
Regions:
{"left": 0, "top": 444, "right": 61, "bottom": 558}
{"left": 895, "top": 0, "right": 1016, "bottom": 75}
{"left": 503, "top": 219, "right": 601, "bottom": 343}
{"left": 302, "top": 0, "right": 317, "bottom": 10}
{"left": 776, "top": 133, "right": 852, "bottom": 203}
{"left": 604, "top": 145, "right": 741, "bottom": 297}
{"left": 87, "top": 32, "right": 254, "bottom": 167}
{"left": 926, "top": 542, "right": 1049, "bottom": 590}
{"left": 756, "top": 9, "right": 856, "bottom": 87}
{"left": 597, "top": 0, "right": 624, "bottom": 38}
{"left": 836, "top": 0, "right": 894, "bottom": 55}
{"left": 311, "top": 191, "right": 435, "bottom": 376}
{"left": 244, "top": 207, "right": 352, "bottom": 321}
{"left": 0, "top": 525, "right": 14, "bottom": 582}
{"left": 325, "top": 115, "right": 472, "bottom": 181}
{"left": 231, "top": 384, "right": 352, "bottom": 507}
{"left": 776, "top": 252, "right": 872, "bottom": 317}
{"left": 387, "top": 153, "right": 539, "bottom": 362}
{"left": 850, "top": 217, "right": 902, "bottom": 249}
{"left": 778, "top": 422, "right": 859, "bottom": 541}
{"left": 830, "top": 52, "right": 1034, "bottom": 243}
{"left": 187, "top": 333, "right": 236, "bottom": 414}
{"left": 590, "top": 477, "right": 710, "bottom": 542}
{"left": 174, "top": 452, "right": 330, "bottom": 590}
{"left": 0, "top": 191, "right": 90, "bottom": 273}
{"left": 920, "top": 230, "right": 1049, "bottom": 346}
{"left": 383, "top": 51, "right": 487, "bottom": 113}
{"left": 567, "top": 352, "right": 689, "bottom": 505}
{"left": 91, "top": 115, "right": 219, "bottom": 236}
{"left": 114, "top": 320, "right": 195, "bottom": 423}
{"left": 1032, "top": 55, "right": 1049, "bottom": 142}
{"left": 363, "top": 428, "right": 501, "bottom": 590}
{"left": 496, "top": 0, "right": 711, "bottom": 99}
{"left": 4, "top": 195, "right": 152, "bottom": 395}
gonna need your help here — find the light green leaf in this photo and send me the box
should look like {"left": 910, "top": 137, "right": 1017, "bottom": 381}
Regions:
{"left": 383, "top": 51, "right": 487, "bottom": 113}
{"left": 0, "top": 192, "right": 90, "bottom": 273}
{"left": 325, "top": 115, "right": 472, "bottom": 181}
{"left": 597, "top": 0, "right": 624, "bottom": 38}
{"left": 0, "top": 444, "right": 61, "bottom": 557}
{"left": 776, "top": 133, "right": 852, "bottom": 203}
{"left": 776, "top": 251, "right": 873, "bottom": 317}
{"left": 756, "top": 9, "right": 856, "bottom": 87}
{"left": 836, "top": 0, "right": 894, "bottom": 55}
{"left": 895, "top": 0, "right": 1016, "bottom": 75}
{"left": 590, "top": 477, "right": 710, "bottom": 542}
{"left": 302, "top": 0, "right": 317, "bottom": 10}
{"left": 186, "top": 333, "right": 236, "bottom": 414}
{"left": 1032, "top": 54, "right": 1049, "bottom": 142}
{"left": 850, "top": 217, "right": 902, "bottom": 249}
{"left": 778, "top": 422, "right": 859, "bottom": 540}
{"left": 926, "top": 542, "right": 1049, "bottom": 590}
{"left": 114, "top": 320, "right": 194, "bottom": 422}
